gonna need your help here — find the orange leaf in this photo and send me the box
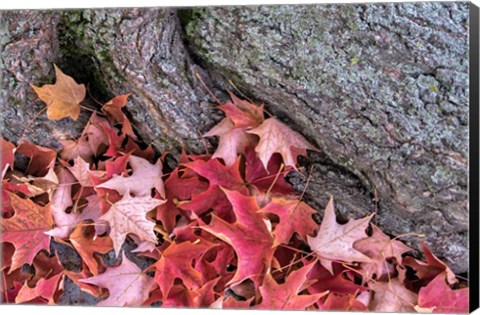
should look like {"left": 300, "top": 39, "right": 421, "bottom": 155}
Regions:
{"left": 1, "top": 193, "right": 53, "bottom": 272}
{"left": 31, "top": 64, "right": 85, "bottom": 120}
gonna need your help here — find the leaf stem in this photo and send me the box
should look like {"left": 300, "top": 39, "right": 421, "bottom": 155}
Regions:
{"left": 195, "top": 72, "right": 222, "bottom": 105}
{"left": 266, "top": 163, "right": 285, "bottom": 197}
{"left": 18, "top": 106, "right": 48, "bottom": 144}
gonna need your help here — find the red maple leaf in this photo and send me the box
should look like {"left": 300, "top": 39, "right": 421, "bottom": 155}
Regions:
{"left": 403, "top": 241, "right": 457, "bottom": 287}
{"left": 102, "top": 94, "right": 136, "bottom": 139}
{"left": 1, "top": 193, "right": 53, "bottom": 271}
{"left": 153, "top": 240, "right": 213, "bottom": 299}
{"left": 247, "top": 117, "right": 318, "bottom": 169}
{"left": 178, "top": 158, "right": 248, "bottom": 221}
{"left": 15, "top": 272, "right": 64, "bottom": 304}
{"left": 199, "top": 188, "right": 274, "bottom": 287}
{"left": 157, "top": 167, "right": 208, "bottom": 233}
{"left": 16, "top": 141, "right": 56, "bottom": 176}
{"left": 69, "top": 224, "right": 113, "bottom": 275}
{"left": 307, "top": 260, "right": 367, "bottom": 296}
{"left": 1, "top": 138, "right": 15, "bottom": 178}
{"left": 415, "top": 272, "right": 468, "bottom": 313}
{"left": 255, "top": 262, "right": 327, "bottom": 310}
{"left": 260, "top": 197, "right": 318, "bottom": 246}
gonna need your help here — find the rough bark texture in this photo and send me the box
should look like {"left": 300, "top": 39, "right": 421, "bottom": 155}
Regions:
{"left": 0, "top": 2, "right": 469, "bottom": 276}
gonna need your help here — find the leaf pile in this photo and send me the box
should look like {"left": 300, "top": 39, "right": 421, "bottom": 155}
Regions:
{"left": 0, "top": 66, "right": 469, "bottom": 312}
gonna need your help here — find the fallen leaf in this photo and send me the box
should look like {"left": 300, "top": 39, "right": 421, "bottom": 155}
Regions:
{"left": 31, "top": 64, "right": 85, "bottom": 120}
{"left": 307, "top": 197, "right": 373, "bottom": 274}
{"left": 102, "top": 94, "right": 136, "bottom": 138}
{"left": 255, "top": 263, "right": 327, "bottom": 310}
{"left": 260, "top": 197, "right": 318, "bottom": 246}
{"left": 15, "top": 272, "right": 64, "bottom": 304}
{"left": 369, "top": 279, "right": 417, "bottom": 312}
{"left": 98, "top": 193, "right": 164, "bottom": 256}
{"left": 307, "top": 261, "right": 367, "bottom": 296}
{"left": 1, "top": 138, "right": 16, "bottom": 178}
{"left": 204, "top": 118, "right": 257, "bottom": 167}
{"left": 416, "top": 272, "right": 468, "bottom": 313}
{"left": 45, "top": 166, "right": 77, "bottom": 239}
{"left": 80, "top": 253, "right": 153, "bottom": 306}
{"left": 16, "top": 141, "right": 56, "bottom": 176}
{"left": 247, "top": 117, "right": 318, "bottom": 169}
{"left": 154, "top": 241, "right": 213, "bottom": 300}
{"left": 96, "top": 155, "right": 165, "bottom": 198}
{"left": 62, "top": 156, "right": 93, "bottom": 187}
{"left": 226, "top": 91, "right": 264, "bottom": 126}
{"left": 69, "top": 224, "right": 114, "bottom": 275}
{"left": 157, "top": 167, "right": 208, "bottom": 233}
{"left": 1, "top": 193, "right": 53, "bottom": 272}
{"left": 354, "top": 224, "right": 411, "bottom": 279}
{"left": 200, "top": 188, "right": 274, "bottom": 286}
{"left": 178, "top": 158, "right": 248, "bottom": 220}
{"left": 244, "top": 147, "right": 295, "bottom": 195}
{"left": 318, "top": 293, "right": 368, "bottom": 311}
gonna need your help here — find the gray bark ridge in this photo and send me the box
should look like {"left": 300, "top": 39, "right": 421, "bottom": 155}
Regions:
{"left": 0, "top": 3, "right": 469, "bottom": 274}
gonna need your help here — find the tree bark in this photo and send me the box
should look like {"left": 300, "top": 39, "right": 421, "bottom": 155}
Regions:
{"left": 0, "top": 3, "right": 469, "bottom": 274}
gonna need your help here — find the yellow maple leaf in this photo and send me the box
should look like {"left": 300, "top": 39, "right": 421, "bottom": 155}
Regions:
{"left": 31, "top": 64, "right": 85, "bottom": 120}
